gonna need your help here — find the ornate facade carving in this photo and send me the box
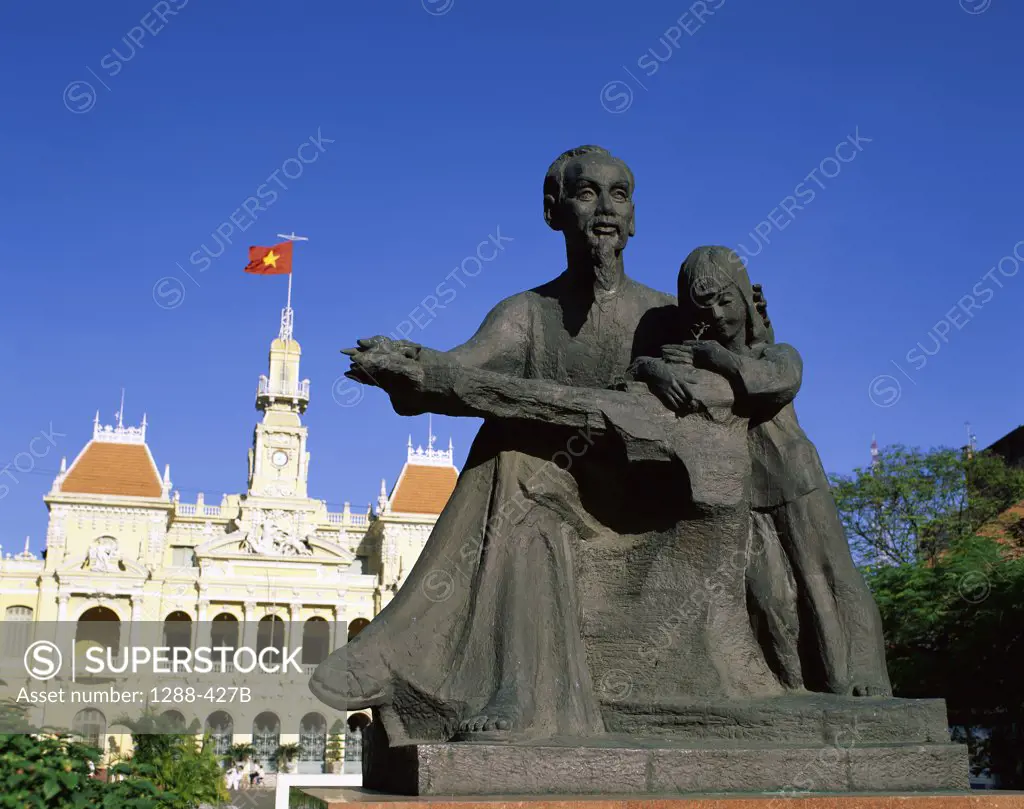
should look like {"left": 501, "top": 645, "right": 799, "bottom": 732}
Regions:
{"left": 84, "top": 536, "right": 121, "bottom": 573}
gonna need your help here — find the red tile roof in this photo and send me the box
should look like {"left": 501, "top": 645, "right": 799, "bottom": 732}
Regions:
{"left": 978, "top": 499, "right": 1024, "bottom": 558}
{"left": 389, "top": 464, "right": 458, "bottom": 514}
{"left": 61, "top": 442, "right": 163, "bottom": 498}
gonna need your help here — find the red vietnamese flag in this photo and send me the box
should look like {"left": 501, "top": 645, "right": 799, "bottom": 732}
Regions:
{"left": 245, "top": 241, "right": 293, "bottom": 275}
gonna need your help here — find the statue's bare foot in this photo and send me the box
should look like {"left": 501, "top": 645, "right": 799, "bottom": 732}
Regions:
{"left": 455, "top": 699, "right": 520, "bottom": 738}
{"left": 459, "top": 713, "right": 514, "bottom": 733}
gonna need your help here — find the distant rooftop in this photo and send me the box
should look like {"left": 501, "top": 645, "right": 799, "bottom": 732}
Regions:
{"left": 387, "top": 437, "right": 458, "bottom": 515}
{"left": 57, "top": 413, "right": 165, "bottom": 499}
{"left": 987, "top": 424, "right": 1024, "bottom": 468}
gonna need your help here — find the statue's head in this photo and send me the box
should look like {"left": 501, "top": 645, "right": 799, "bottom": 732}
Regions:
{"left": 677, "top": 246, "right": 769, "bottom": 351}
{"left": 544, "top": 146, "right": 636, "bottom": 261}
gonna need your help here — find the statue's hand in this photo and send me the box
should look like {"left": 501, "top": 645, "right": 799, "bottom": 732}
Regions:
{"left": 342, "top": 336, "right": 422, "bottom": 360}
{"left": 636, "top": 358, "right": 700, "bottom": 414}
{"left": 342, "top": 336, "right": 425, "bottom": 388}
{"left": 664, "top": 341, "right": 737, "bottom": 375}
{"left": 345, "top": 345, "right": 425, "bottom": 394}
{"left": 661, "top": 344, "right": 695, "bottom": 365}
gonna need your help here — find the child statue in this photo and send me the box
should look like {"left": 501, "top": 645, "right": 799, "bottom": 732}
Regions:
{"left": 630, "top": 245, "right": 891, "bottom": 696}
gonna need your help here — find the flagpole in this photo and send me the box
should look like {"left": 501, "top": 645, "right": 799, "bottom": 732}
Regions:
{"left": 276, "top": 232, "right": 307, "bottom": 343}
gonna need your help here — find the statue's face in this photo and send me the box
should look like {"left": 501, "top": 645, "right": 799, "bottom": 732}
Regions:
{"left": 557, "top": 154, "right": 634, "bottom": 254}
{"left": 685, "top": 277, "right": 747, "bottom": 346}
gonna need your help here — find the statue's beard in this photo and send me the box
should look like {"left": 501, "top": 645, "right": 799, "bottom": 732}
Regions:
{"left": 589, "top": 237, "right": 621, "bottom": 290}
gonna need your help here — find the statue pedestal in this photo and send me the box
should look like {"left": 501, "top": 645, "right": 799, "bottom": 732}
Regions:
{"left": 292, "top": 791, "right": 1024, "bottom": 809}
{"left": 353, "top": 697, "right": 968, "bottom": 798}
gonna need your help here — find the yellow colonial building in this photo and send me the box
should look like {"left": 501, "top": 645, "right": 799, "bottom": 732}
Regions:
{"left": 0, "top": 305, "right": 457, "bottom": 774}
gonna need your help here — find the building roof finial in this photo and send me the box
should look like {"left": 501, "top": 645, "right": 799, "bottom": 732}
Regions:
{"left": 14, "top": 535, "right": 34, "bottom": 561}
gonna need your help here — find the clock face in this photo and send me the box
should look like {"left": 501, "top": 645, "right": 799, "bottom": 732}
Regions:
{"left": 271, "top": 450, "right": 289, "bottom": 468}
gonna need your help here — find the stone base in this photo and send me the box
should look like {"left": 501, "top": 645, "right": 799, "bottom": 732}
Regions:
{"left": 600, "top": 695, "right": 953, "bottom": 745}
{"left": 359, "top": 698, "right": 968, "bottom": 797}
{"left": 293, "top": 790, "right": 1024, "bottom": 809}
{"left": 362, "top": 738, "right": 967, "bottom": 797}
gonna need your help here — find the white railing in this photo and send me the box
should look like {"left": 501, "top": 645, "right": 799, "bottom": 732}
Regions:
{"left": 326, "top": 511, "right": 370, "bottom": 527}
{"left": 302, "top": 664, "right": 318, "bottom": 675}
{"left": 175, "top": 503, "right": 222, "bottom": 518}
{"left": 257, "top": 375, "right": 310, "bottom": 400}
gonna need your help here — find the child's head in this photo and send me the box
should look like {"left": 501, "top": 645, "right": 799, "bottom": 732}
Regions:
{"left": 677, "top": 246, "right": 768, "bottom": 350}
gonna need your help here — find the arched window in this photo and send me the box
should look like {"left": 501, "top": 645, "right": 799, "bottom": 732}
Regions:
{"left": 301, "top": 617, "right": 329, "bottom": 666}
{"left": 257, "top": 615, "right": 285, "bottom": 657}
{"left": 210, "top": 613, "right": 239, "bottom": 652}
{"left": 344, "top": 712, "right": 370, "bottom": 763}
{"left": 162, "top": 611, "right": 192, "bottom": 657}
{"left": 252, "top": 712, "right": 280, "bottom": 773}
{"left": 160, "top": 710, "right": 187, "bottom": 733}
{"left": 205, "top": 711, "right": 233, "bottom": 758}
{"left": 347, "top": 617, "right": 370, "bottom": 642}
{"left": 3, "top": 606, "right": 33, "bottom": 657}
{"left": 76, "top": 606, "right": 120, "bottom": 665}
{"left": 72, "top": 709, "right": 106, "bottom": 749}
{"left": 298, "top": 712, "right": 327, "bottom": 772}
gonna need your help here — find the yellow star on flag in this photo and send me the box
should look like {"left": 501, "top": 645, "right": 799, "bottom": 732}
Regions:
{"left": 263, "top": 250, "right": 279, "bottom": 268}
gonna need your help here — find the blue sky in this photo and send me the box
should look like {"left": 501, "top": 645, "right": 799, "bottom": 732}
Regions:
{"left": 2, "top": 0, "right": 1022, "bottom": 552}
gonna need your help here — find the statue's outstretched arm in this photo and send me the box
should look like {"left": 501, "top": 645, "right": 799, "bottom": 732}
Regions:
{"left": 438, "top": 294, "right": 530, "bottom": 375}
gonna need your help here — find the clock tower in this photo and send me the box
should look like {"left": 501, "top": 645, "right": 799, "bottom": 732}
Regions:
{"left": 248, "top": 303, "right": 311, "bottom": 500}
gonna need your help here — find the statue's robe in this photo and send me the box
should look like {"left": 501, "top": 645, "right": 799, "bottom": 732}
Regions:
{"left": 313, "top": 270, "right": 782, "bottom": 745}
{"left": 741, "top": 343, "right": 892, "bottom": 695}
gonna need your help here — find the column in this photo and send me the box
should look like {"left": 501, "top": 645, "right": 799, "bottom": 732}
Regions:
{"left": 242, "top": 601, "right": 258, "bottom": 656}
{"left": 55, "top": 593, "right": 74, "bottom": 650}
{"left": 129, "top": 595, "right": 144, "bottom": 651}
{"left": 194, "top": 599, "right": 211, "bottom": 650}
{"left": 286, "top": 602, "right": 301, "bottom": 656}
{"left": 332, "top": 604, "right": 347, "bottom": 653}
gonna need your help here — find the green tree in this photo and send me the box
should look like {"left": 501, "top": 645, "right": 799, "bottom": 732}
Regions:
{"left": 830, "top": 445, "right": 1024, "bottom": 567}
{"left": 864, "top": 536, "right": 1024, "bottom": 787}
{"left": 0, "top": 732, "right": 180, "bottom": 809}
{"left": 275, "top": 741, "right": 301, "bottom": 772}
{"left": 325, "top": 721, "right": 344, "bottom": 773}
{"left": 225, "top": 742, "right": 256, "bottom": 767}
{"left": 135, "top": 735, "right": 228, "bottom": 809}
{"left": 831, "top": 444, "right": 1024, "bottom": 787}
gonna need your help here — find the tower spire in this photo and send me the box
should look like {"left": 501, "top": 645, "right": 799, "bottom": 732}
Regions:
{"left": 275, "top": 232, "right": 307, "bottom": 342}
{"left": 965, "top": 421, "right": 977, "bottom": 460}
{"left": 870, "top": 434, "right": 880, "bottom": 469}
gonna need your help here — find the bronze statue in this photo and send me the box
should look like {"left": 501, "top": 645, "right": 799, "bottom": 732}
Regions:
{"left": 310, "top": 146, "right": 962, "bottom": 797}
